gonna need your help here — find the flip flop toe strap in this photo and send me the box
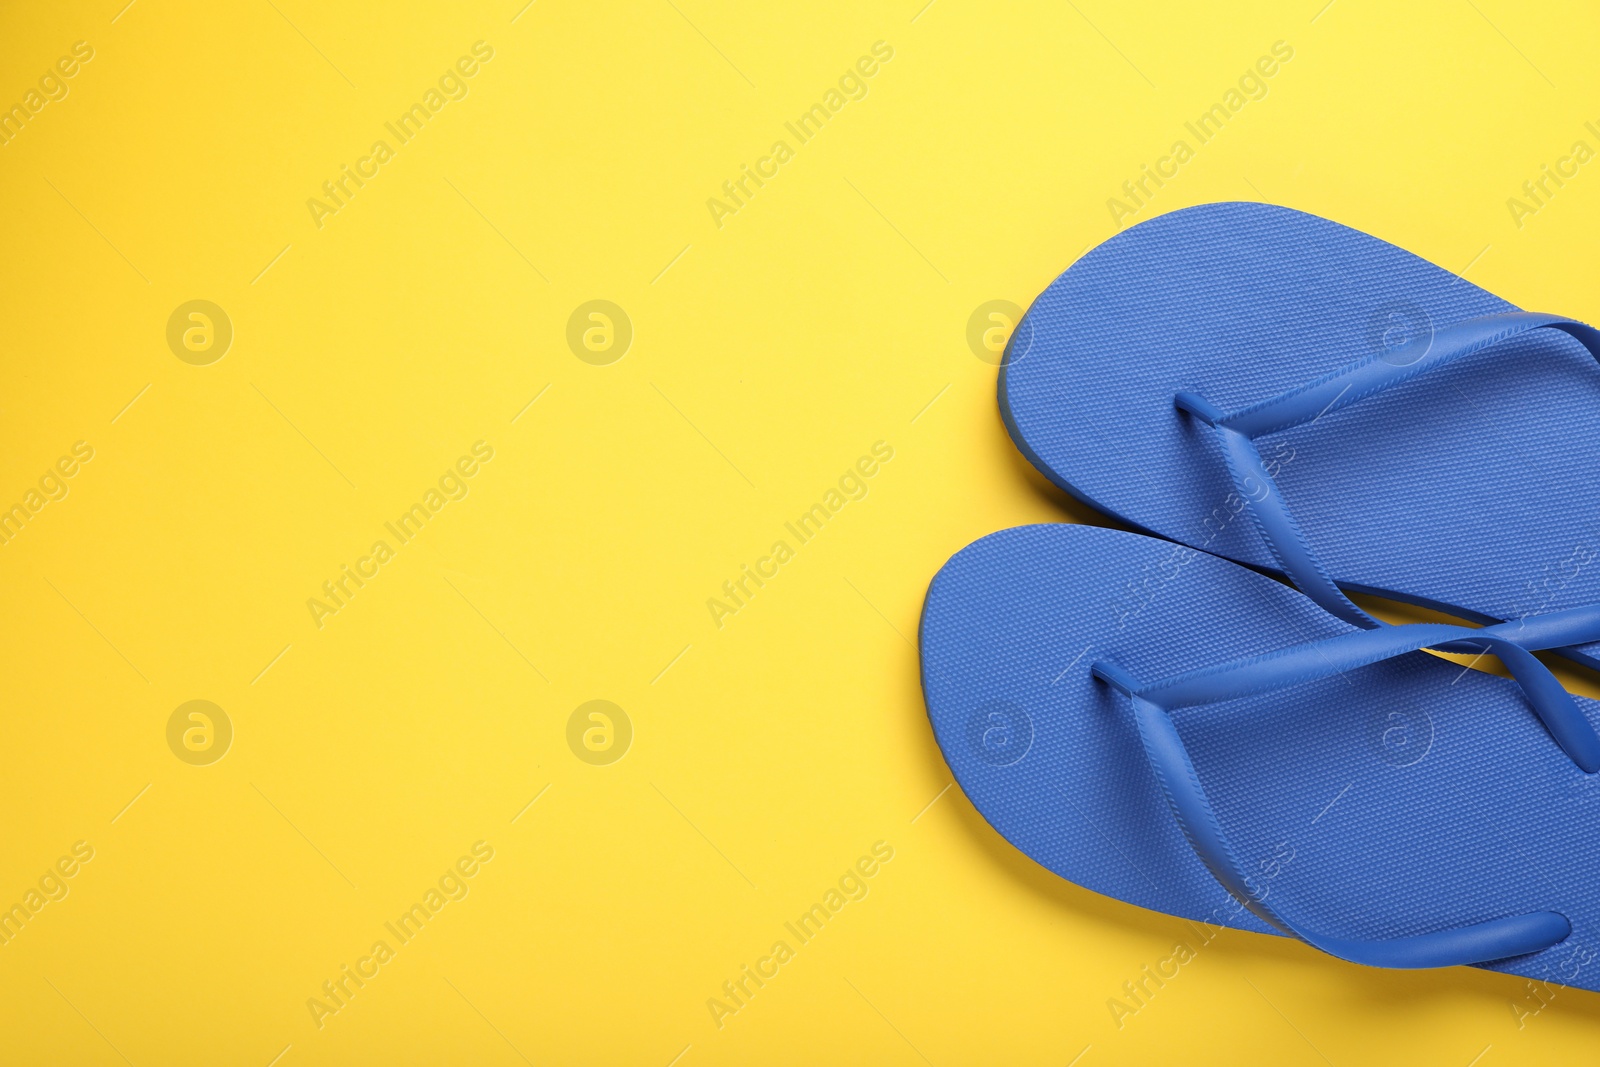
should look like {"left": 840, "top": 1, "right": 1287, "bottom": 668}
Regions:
{"left": 1090, "top": 619, "right": 1587, "bottom": 968}
{"left": 1175, "top": 311, "right": 1600, "bottom": 647}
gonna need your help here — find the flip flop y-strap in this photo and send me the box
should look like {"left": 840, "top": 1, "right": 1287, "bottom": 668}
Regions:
{"left": 1098, "top": 616, "right": 1600, "bottom": 771}
{"left": 1091, "top": 620, "right": 1586, "bottom": 968}
{"left": 1174, "top": 311, "right": 1600, "bottom": 647}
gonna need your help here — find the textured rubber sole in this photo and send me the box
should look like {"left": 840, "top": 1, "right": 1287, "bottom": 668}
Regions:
{"left": 920, "top": 523, "right": 1600, "bottom": 988}
{"left": 999, "top": 201, "right": 1600, "bottom": 668}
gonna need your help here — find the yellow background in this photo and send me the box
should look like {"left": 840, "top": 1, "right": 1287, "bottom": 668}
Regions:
{"left": 2, "top": 0, "right": 1599, "bottom": 1063}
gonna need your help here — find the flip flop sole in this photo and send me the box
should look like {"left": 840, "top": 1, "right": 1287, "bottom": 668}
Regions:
{"left": 920, "top": 523, "right": 1600, "bottom": 988}
{"left": 999, "top": 202, "right": 1600, "bottom": 667}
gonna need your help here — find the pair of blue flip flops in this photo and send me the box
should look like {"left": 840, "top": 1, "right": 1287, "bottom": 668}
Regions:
{"left": 921, "top": 202, "right": 1600, "bottom": 989}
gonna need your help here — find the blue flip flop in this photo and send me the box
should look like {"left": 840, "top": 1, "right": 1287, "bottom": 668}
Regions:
{"left": 998, "top": 202, "right": 1600, "bottom": 669}
{"left": 920, "top": 522, "right": 1600, "bottom": 986}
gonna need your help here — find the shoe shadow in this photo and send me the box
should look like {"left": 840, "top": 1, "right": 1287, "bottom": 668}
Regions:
{"left": 997, "top": 414, "right": 1137, "bottom": 533}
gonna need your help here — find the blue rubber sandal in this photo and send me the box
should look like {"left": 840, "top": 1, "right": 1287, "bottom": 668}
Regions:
{"left": 999, "top": 202, "right": 1600, "bottom": 669}
{"left": 920, "top": 523, "right": 1600, "bottom": 986}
